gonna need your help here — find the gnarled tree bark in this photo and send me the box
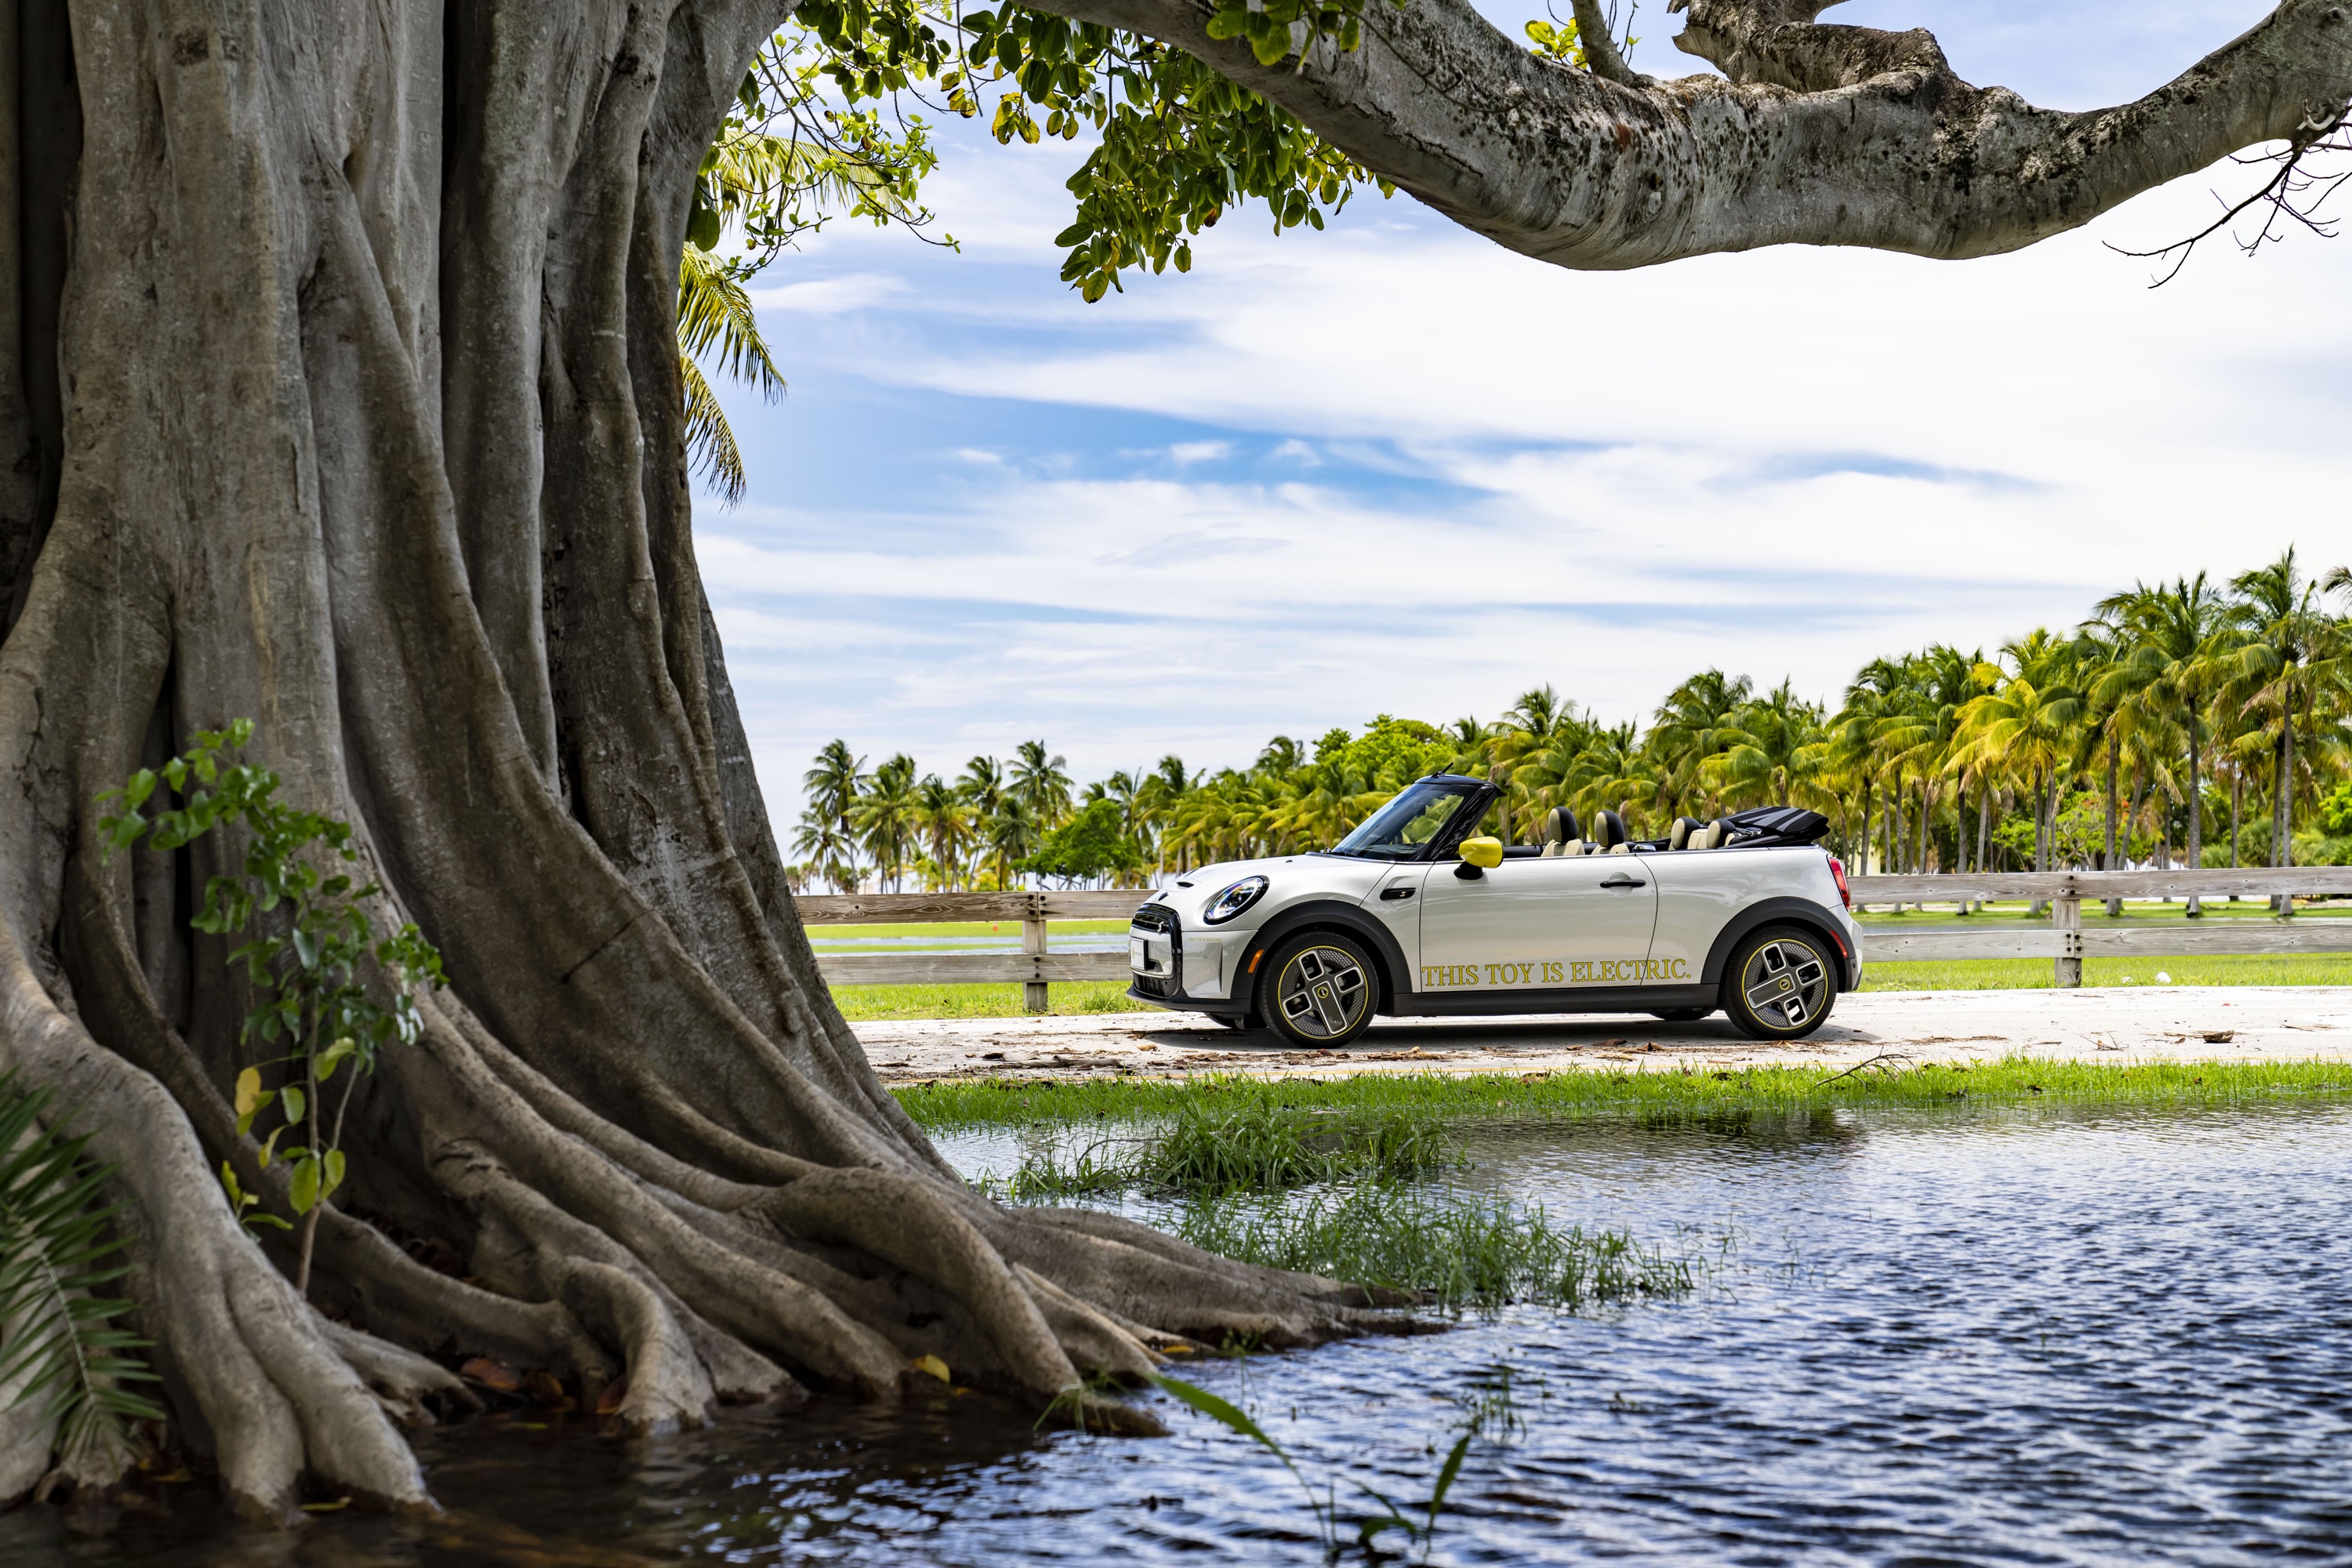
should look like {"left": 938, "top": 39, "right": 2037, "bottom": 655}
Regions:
{"left": 0, "top": 0, "right": 1396, "bottom": 1520}
{"left": 0, "top": 0, "right": 2343, "bottom": 1523}
{"left": 1025, "top": 0, "right": 2352, "bottom": 268}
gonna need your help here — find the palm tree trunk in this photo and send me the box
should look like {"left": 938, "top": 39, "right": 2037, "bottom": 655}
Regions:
{"left": 1976, "top": 787, "right": 1991, "bottom": 881}
{"left": 2230, "top": 765, "right": 2242, "bottom": 869}
{"left": 2272, "top": 728, "right": 2291, "bottom": 867}
{"left": 2034, "top": 768, "right": 2049, "bottom": 872}
{"left": 2103, "top": 735, "right": 2122, "bottom": 916}
{"left": 1955, "top": 774, "right": 1969, "bottom": 875}
{"left": 2185, "top": 710, "right": 2202, "bottom": 916}
{"left": 1859, "top": 779, "right": 1874, "bottom": 878}
{"left": 1915, "top": 782, "right": 1929, "bottom": 874}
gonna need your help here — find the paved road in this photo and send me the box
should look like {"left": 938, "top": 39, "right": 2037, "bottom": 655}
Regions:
{"left": 854, "top": 986, "right": 2352, "bottom": 1083}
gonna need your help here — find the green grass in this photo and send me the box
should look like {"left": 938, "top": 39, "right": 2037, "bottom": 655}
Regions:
{"left": 988, "top": 1101, "right": 1460, "bottom": 1200}
{"left": 829, "top": 980, "right": 1145, "bottom": 1019}
{"left": 898, "top": 1058, "right": 2352, "bottom": 1128}
{"left": 1863, "top": 953, "right": 2352, "bottom": 990}
{"left": 1167, "top": 1183, "right": 1696, "bottom": 1311}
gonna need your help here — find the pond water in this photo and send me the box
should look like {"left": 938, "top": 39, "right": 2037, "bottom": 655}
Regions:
{"left": 11, "top": 1100, "right": 2351, "bottom": 1566}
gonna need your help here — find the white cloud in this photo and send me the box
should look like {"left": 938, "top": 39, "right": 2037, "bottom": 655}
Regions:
{"left": 698, "top": 0, "right": 2351, "bottom": 817}
{"left": 747, "top": 273, "right": 908, "bottom": 314}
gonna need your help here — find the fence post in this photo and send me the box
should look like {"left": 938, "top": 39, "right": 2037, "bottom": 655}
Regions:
{"left": 1022, "top": 892, "right": 1050, "bottom": 1013}
{"left": 2053, "top": 890, "right": 2082, "bottom": 988}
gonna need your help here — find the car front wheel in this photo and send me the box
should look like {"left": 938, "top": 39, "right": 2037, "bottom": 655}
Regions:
{"left": 1721, "top": 927, "right": 1836, "bottom": 1040}
{"left": 1261, "top": 931, "right": 1378, "bottom": 1048}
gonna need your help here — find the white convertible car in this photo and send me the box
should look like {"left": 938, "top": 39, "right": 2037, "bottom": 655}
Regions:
{"left": 1128, "top": 773, "right": 1860, "bottom": 1048}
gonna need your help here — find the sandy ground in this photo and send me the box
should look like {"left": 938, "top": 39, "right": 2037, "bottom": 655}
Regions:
{"left": 855, "top": 986, "right": 2352, "bottom": 1083}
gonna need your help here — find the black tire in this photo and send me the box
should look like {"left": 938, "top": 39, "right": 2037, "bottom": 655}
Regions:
{"left": 1720, "top": 925, "right": 1837, "bottom": 1040}
{"left": 1260, "top": 931, "right": 1379, "bottom": 1048}
{"left": 1651, "top": 1007, "right": 1711, "bottom": 1023}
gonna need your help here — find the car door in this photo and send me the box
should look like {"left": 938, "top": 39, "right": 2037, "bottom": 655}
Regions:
{"left": 1643, "top": 847, "right": 1780, "bottom": 985}
{"left": 1413, "top": 854, "right": 1661, "bottom": 1000}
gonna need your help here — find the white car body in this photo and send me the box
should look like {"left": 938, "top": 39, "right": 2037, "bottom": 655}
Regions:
{"left": 1127, "top": 776, "right": 1860, "bottom": 1029}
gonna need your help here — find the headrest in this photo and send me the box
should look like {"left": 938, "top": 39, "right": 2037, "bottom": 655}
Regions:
{"left": 1591, "top": 809, "right": 1627, "bottom": 851}
{"left": 1540, "top": 806, "right": 1580, "bottom": 846}
{"left": 1668, "top": 815, "right": 1704, "bottom": 851}
{"left": 1692, "top": 818, "right": 1728, "bottom": 849}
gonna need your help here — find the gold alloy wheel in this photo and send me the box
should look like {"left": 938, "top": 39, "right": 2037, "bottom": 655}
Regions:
{"left": 1739, "top": 935, "right": 1830, "bottom": 1030}
{"left": 1274, "top": 944, "right": 1370, "bottom": 1041}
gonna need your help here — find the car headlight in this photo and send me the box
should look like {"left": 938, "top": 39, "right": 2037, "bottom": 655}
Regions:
{"left": 1202, "top": 875, "right": 1269, "bottom": 924}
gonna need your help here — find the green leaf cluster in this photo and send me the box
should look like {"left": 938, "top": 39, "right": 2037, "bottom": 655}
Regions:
{"left": 960, "top": 5, "right": 1388, "bottom": 300}
{"left": 0, "top": 1076, "right": 164, "bottom": 1472}
{"left": 98, "top": 722, "right": 445, "bottom": 1247}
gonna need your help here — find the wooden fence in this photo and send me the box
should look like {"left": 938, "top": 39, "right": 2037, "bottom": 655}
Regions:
{"left": 801, "top": 869, "right": 2352, "bottom": 1010}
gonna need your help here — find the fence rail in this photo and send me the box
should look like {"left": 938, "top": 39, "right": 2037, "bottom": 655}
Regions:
{"left": 803, "top": 869, "right": 2352, "bottom": 1007}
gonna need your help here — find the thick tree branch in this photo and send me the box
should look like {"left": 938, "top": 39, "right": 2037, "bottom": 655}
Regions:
{"left": 1017, "top": 0, "right": 2352, "bottom": 267}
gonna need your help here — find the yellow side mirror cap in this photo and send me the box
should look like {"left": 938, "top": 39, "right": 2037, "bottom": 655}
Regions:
{"left": 1458, "top": 836, "right": 1503, "bottom": 869}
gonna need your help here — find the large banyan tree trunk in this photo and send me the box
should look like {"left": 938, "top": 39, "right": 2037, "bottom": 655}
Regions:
{"left": 0, "top": 0, "right": 1389, "bottom": 1519}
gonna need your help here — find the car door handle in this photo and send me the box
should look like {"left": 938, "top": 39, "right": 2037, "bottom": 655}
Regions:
{"left": 1379, "top": 887, "right": 1415, "bottom": 901}
{"left": 1598, "top": 874, "right": 1646, "bottom": 890}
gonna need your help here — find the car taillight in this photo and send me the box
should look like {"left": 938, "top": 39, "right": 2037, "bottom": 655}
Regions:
{"left": 1828, "top": 855, "right": 1851, "bottom": 909}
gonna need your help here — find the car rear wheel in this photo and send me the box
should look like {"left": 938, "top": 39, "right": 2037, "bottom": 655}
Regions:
{"left": 1651, "top": 1007, "right": 1711, "bottom": 1023}
{"left": 1720, "top": 926, "right": 1835, "bottom": 1040}
{"left": 1261, "top": 932, "right": 1377, "bottom": 1048}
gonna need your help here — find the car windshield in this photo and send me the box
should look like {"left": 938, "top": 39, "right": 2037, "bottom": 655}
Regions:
{"left": 1330, "top": 780, "right": 1482, "bottom": 860}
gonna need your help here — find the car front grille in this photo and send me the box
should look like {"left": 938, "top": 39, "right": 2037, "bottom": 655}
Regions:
{"left": 1129, "top": 902, "right": 1181, "bottom": 998}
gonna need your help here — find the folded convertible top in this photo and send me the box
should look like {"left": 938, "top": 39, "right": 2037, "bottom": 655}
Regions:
{"left": 1720, "top": 805, "right": 1831, "bottom": 848}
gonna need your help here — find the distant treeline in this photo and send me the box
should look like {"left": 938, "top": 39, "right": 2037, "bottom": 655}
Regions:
{"left": 787, "top": 550, "right": 2352, "bottom": 891}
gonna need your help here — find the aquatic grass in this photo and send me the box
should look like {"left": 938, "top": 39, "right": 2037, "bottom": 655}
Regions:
{"left": 1170, "top": 1182, "right": 1697, "bottom": 1312}
{"left": 988, "top": 1101, "right": 1460, "bottom": 1200}
{"left": 899, "top": 1058, "right": 2352, "bottom": 1128}
{"left": 1148, "top": 1369, "right": 1473, "bottom": 1563}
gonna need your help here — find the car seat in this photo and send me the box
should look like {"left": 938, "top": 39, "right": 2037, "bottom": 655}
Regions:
{"left": 1589, "top": 809, "right": 1628, "bottom": 855}
{"left": 1686, "top": 818, "right": 1730, "bottom": 849}
{"left": 1668, "top": 815, "right": 1705, "bottom": 850}
{"left": 1538, "top": 806, "right": 1582, "bottom": 858}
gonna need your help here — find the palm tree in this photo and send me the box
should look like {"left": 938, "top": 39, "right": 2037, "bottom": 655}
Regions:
{"left": 800, "top": 739, "right": 864, "bottom": 888}
{"left": 1828, "top": 659, "right": 1902, "bottom": 872}
{"left": 2221, "top": 548, "right": 2338, "bottom": 879}
{"left": 1009, "top": 740, "right": 1073, "bottom": 829}
{"left": 1651, "top": 670, "right": 1754, "bottom": 819}
{"left": 2096, "top": 574, "right": 2236, "bottom": 909}
{"left": 913, "top": 772, "right": 972, "bottom": 890}
{"left": 1704, "top": 679, "right": 1824, "bottom": 814}
{"left": 983, "top": 796, "right": 1042, "bottom": 889}
{"left": 853, "top": 754, "right": 920, "bottom": 891}
{"left": 1135, "top": 755, "right": 1193, "bottom": 873}
{"left": 1954, "top": 633, "right": 2085, "bottom": 872}
{"left": 677, "top": 120, "right": 931, "bottom": 499}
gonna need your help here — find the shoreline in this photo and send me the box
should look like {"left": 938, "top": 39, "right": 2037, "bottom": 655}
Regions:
{"left": 854, "top": 985, "right": 2352, "bottom": 1084}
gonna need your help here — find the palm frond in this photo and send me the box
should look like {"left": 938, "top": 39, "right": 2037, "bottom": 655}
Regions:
{"left": 680, "top": 352, "right": 748, "bottom": 506}
{"left": 677, "top": 243, "right": 785, "bottom": 397}
{"left": 0, "top": 1075, "right": 163, "bottom": 1475}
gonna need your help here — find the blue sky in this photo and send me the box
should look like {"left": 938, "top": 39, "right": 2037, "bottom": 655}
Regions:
{"left": 694, "top": 0, "right": 2351, "bottom": 824}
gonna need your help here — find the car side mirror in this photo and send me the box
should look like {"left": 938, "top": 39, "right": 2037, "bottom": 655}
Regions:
{"left": 1454, "top": 836, "right": 1502, "bottom": 879}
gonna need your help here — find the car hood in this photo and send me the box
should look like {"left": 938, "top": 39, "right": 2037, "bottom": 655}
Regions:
{"left": 1149, "top": 853, "right": 1393, "bottom": 925}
